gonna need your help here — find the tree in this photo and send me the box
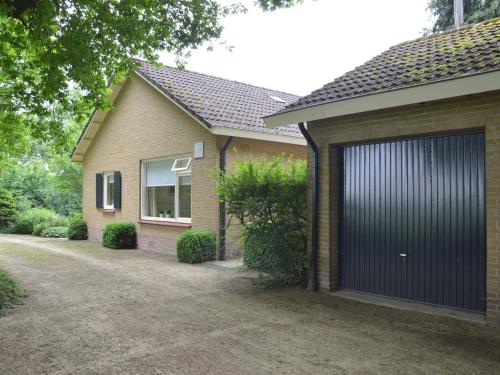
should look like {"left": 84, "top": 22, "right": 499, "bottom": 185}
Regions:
{"left": 427, "top": 0, "right": 499, "bottom": 32}
{"left": 0, "top": 188, "right": 17, "bottom": 228}
{"left": 0, "top": 0, "right": 303, "bottom": 160}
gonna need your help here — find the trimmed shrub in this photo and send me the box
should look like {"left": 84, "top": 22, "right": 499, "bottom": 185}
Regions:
{"left": 12, "top": 208, "right": 67, "bottom": 235}
{"left": 0, "top": 189, "right": 18, "bottom": 229}
{"left": 41, "top": 226, "right": 68, "bottom": 238}
{"left": 102, "top": 223, "right": 136, "bottom": 249}
{"left": 177, "top": 230, "right": 216, "bottom": 264}
{"left": 67, "top": 214, "right": 88, "bottom": 240}
{"left": 0, "top": 268, "right": 24, "bottom": 314}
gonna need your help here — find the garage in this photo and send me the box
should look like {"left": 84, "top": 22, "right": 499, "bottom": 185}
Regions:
{"left": 339, "top": 133, "right": 486, "bottom": 311}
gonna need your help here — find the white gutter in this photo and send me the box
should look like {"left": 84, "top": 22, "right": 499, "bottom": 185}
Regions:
{"left": 264, "top": 71, "right": 500, "bottom": 127}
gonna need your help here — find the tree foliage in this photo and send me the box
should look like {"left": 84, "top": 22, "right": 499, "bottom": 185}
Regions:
{"left": 0, "top": 188, "right": 17, "bottom": 228}
{"left": 0, "top": 0, "right": 302, "bottom": 159}
{"left": 427, "top": 0, "right": 499, "bottom": 32}
{"left": 215, "top": 156, "right": 308, "bottom": 287}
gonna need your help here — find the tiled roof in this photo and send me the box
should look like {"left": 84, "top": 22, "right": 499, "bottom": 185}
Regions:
{"left": 276, "top": 18, "right": 500, "bottom": 115}
{"left": 137, "top": 61, "right": 301, "bottom": 137}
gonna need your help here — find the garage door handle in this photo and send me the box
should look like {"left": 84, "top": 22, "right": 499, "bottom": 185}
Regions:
{"left": 400, "top": 253, "right": 407, "bottom": 257}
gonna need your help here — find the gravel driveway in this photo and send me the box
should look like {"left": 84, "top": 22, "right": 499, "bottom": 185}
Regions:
{"left": 0, "top": 234, "right": 499, "bottom": 374}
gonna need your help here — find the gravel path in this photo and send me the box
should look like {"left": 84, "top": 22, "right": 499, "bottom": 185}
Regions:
{"left": 0, "top": 234, "right": 499, "bottom": 374}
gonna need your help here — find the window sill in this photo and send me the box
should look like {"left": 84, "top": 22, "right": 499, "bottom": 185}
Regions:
{"left": 138, "top": 219, "right": 191, "bottom": 228}
{"left": 102, "top": 209, "right": 115, "bottom": 213}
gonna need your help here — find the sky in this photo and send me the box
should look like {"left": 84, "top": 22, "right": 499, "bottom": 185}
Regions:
{"left": 159, "top": 0, "right": 434, "bottom": 96}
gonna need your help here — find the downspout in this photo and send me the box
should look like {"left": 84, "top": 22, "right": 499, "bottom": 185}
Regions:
{"left": 298, "top": 122, "right": 319, "bottom": 292}
{"left": 219, "top": 136, "right": 233, "bottom": 261}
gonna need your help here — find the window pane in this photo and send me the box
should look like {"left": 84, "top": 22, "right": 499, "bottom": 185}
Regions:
{"left": 178, "top": 175, "right": 191, "bottom": 218}
{"left": 107, "top": 179, "right": 114, "bottom": 207}
{"left": 146, "top": 159, "right": 175, "bottom": 186}
{"left": 146, "top": 186, "right": 175, "bottom": 218}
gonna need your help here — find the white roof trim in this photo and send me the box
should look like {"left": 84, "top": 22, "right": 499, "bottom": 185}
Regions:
{"left": 264, "top": 71, "right": 500, "bottom": 128}
{"left": 72, "top": 71, "right": 305, "bottom": 162}
{"left": 211, "top": 126, "right": 306, "bottom": 145}
{"left": 71, "top": 81, "right": 126, "bottom": 162}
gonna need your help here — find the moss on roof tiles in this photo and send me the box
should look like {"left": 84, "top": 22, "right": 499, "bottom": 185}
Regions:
{"left": 278, "top": 18, "right": 500, "bottom": 115}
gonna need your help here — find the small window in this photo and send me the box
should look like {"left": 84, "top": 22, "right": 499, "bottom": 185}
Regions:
{"left": 103, "top": 172, "right": 114, "bottom": 209}
{"left": 171, "top": 158, "right": 191, "bottom": 172}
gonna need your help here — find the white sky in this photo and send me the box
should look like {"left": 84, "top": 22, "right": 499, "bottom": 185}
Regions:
{"left": 159, "top": 0, "right": 433, "bottom": 96}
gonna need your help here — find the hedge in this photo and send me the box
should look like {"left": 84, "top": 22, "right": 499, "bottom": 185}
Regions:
{"left": 102, "top": 223, "right": 136, "bottom": 249}
{"left": 41, "top": 226, "right": 68, "bottom": 238}
{"left": 176, "top": 230, "right": 216, "bottom": 263}
{"left": 67, "top": 214, "right": 88, "bottom": 240}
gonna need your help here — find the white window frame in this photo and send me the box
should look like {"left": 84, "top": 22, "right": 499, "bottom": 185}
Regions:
{"left": 171, "top": 157, "right": 192, "bottom": 172}
{"left": 103, "top": 171, "right": 115, "bottom": 209}
{"left": 141, "top": 156, "right": 192, "bottom": 223}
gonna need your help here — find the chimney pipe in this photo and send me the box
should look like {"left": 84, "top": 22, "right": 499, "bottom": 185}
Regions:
{"left": 454, "top": 0, "right": 464, "bottom": 28}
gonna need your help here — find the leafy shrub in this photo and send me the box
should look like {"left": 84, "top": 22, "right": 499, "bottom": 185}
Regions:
{"left": 215, "top": 156, "right": 308, "bottom": 288}
{"left": 12, "top": 208, "right": 68, "bottom": 235}
{"left": 67, "top": 213, "right": 88, "bottom": 240}
{"left": 0, "top": 268, "right": 25, "bottom": 314}
{"left": 41, "top": 226, "right": 68, "bottom": 238}
{"left": 177, "top": 230, "right": 216, "bottom": 263}
{"left": 32, "top": 222, "right": 49, "bottom": 236}
{"left": 0, "top": 189, "right": 18, "bottom": 229}
{"left": 102, "top": 223, "right": 136, "bottom": 249}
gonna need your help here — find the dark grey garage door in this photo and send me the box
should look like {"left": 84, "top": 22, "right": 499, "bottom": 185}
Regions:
{"left": 339, "top": 133, "right": 486, "bottom": 312}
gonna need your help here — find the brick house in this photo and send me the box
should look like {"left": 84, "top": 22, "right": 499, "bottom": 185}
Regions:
{"left": 265, "top": 19, "right": 500, "bottom": 323}
{"left": 71, "top": 61, "right": 306, "bottom": 258}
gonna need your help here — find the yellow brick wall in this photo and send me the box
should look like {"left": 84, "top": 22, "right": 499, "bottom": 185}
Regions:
{"left": 306, "top": 91, "right": 500, "bottom": 324}
{"left": 82, "top": 75, "right": 218, "bottom": 254}
{"left": 81, "top": 74, "right": 306, "bottom": 257}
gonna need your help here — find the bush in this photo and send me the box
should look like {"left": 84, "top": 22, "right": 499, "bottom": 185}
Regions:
{"left": 41, "top": 226, "right": 68, "bottom": 238}
{"left": 102, "top": 223, "right": 136, "bottom": 249}
{"left": 0, "top": 189, "right": 18, "bottom": 229}
{"left": 0, "top": 268, "right": 24, "bottom": 315}
{"left": 12, "top": 208, "right": 68, "bottom": 235}
{"left": 67, "top": 213, "right": 88, "bottom": 240}
{"left": 177, "top": 230, "right": 216, "bottom": 263}
{"left": 215, "top": 156, "right": 308, "bottom": 288}
{"left": 32, "top": 222, "right": 49, "bottom": 236}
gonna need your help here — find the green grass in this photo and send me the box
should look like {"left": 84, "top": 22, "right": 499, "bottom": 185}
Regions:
{"left": 0, "top": 267, "right": 25, "bottom": 315}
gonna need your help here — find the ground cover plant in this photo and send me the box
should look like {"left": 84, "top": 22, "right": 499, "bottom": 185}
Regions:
{"left": 0, "top": 268, "right": 24, "bottom": 315}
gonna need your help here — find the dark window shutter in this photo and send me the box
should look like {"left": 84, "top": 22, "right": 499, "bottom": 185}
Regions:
{"left": 114, "top": 171, "right": 122, "bottom": 209}
{"left": 96, "top": 173, "right": 103, "bottom": 208}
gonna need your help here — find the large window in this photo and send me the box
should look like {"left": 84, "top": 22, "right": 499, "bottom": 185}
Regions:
{"left": 103, "top": 172, "right": 115, "bottom": 209}
{"left": 141, "top": 156, "right": 192, "bottom": 222}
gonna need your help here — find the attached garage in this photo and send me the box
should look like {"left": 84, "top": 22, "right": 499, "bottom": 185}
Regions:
{"left": 339, "top": 133, "right": 486, "bottom": 312}
{"left": 264, "top": 19, "right": 500, "bottom": 323}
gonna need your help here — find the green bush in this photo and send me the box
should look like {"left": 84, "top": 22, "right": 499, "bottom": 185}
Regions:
{"left": 32, "top": 222, "right": 49, "bottom": 236}
{"left": 177, "top": 230, "right": 216, "bottom": 263}
{"left": 0, "top": 268, "right": 24, "bottom": 315}
{"left": 0, "top": 189, "right": 18, "bottom": 229}
{"left": 41, "top": 226, "right": 68, "bottom": 238}
{"left": 12, "top": 208, "right": 68, "bottom": 235}
{"left": 102, "top": 223, "right": 136, "bottom": 249}
{"left": 67, "top": 213, "right": 88, "bottom": 240}
{"left": 215, "top": 156, "right": 308, "bottom": 288}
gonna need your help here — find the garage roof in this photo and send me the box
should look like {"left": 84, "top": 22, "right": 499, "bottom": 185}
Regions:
{"left": 267, "top": 18, "right": 500, "bottom": 119}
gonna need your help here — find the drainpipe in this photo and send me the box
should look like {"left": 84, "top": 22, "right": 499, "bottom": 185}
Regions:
{"left": 298, "top": 122, "right": 319, "bottom": 292}
{"left": 219, "top": 136, "right": 233, "bottom": 261}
